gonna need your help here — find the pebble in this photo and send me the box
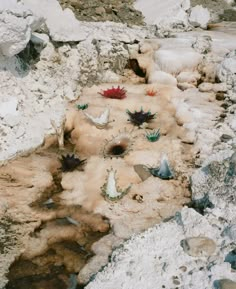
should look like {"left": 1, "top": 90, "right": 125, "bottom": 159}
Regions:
{"left": 181, "top": 237, "right": 216, "bottom": 257}
{"left": 133, "top": 164, "right": 151, "bottom": 181}
{"left": 214, "top": 279, "right": 236, "bottom": 289}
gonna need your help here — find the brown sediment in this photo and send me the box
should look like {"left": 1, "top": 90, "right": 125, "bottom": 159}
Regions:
{"left": 1, "top": 83, "right": 196, "bottom": 287}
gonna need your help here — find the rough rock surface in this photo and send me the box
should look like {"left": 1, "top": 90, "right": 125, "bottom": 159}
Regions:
{"left": 191, "top": 0, "right": 235, "bottom": 22}
{"left": 189, "top": 5, "right": 210, "bottom": 29}
{"left": 217, "top": 50, "right": 236, "bottom": 93}
{"left": 134, "top": 0, "right": 191, "bottom": 33}
{"left": 85, "top": 207, "right": 236, "bottom": 289}
{"left": 0, "top": 1, "right": 42, "bottom": 57}
{"left": 59, "top": 0, "right": 144, "bottom": 25}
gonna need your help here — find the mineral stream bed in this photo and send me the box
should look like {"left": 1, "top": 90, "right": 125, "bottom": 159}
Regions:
{"left": 1, "top": 1, "right": 236, "bottom": 289}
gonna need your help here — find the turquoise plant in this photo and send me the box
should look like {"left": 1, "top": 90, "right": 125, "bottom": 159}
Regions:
{"left": 149, "top": 154, "right": 174, "bottom": 180}
{"left": 145, "top": 129, "right": 160, "bottom": 142}
{"left": 77, "top": 103, "right": 88, "bottom": 110}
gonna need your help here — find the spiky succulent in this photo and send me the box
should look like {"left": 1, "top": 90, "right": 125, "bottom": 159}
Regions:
{"left": 126, "top": 107, "right": 157, "bottom": 126}
{"left": 146, "top": 88, "right": 157, "bottom": 97}
{"left": 99, "top": 86, "right": 127, "bottom": 99}
{"left": 60, "top": 154, "right": 86, "bottom": 172}
{"left": 148, "top": 155, "right": 174, "bottom": 180}
{"left": 101, "top": 168, "right": 131, "bottom": 201}
{"left": 77, "top": 103, "right": 88, "bottom": 110}
{"left": 145, "top": 129, "right": 160, "bottom": 142}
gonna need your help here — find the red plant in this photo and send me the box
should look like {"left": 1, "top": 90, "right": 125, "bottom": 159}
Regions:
{"left": 99, "top": 86, "right": 127, "bottom": 99}
{"left": 146, "top": 88, "right": 157, "bottom": 97}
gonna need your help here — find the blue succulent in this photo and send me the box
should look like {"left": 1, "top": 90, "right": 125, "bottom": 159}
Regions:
{"left": 149, "top": 155, "right": 174, "bottom": 180}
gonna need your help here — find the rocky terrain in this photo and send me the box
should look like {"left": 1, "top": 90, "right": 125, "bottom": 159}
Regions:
{"left": 0, "top": 0, "right": 236, "bottom": 289}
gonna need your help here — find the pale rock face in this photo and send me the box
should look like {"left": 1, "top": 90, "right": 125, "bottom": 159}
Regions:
{"left": 198, "top": 82, "right": 214, "bottom": 92}
{"left": 192, "top": 35, "right": 212, "bottom": 54}
{"left": 0, "top": 98, "right": 18, "bottom": 118}
{"left": 177, "top": 71, "right": 201, "bottom": 85}
{"left": 30, "top": 32, "right": 49, "bottom": 53}
{"left": 85, "top": 207, "right": 236, "bottom": 289}
{"left": 154, "top": 49, "right": 202, "bottom": 75}
{"left": 134, "top": 0, "right": 191, "bottom": 31}
{"left": 22, "top": 0, "right": 88, "bottom": 42}
{"left": 0, "top": 0, "right": 42, "bottom": 57}
{"left": 213, "top": 83, "right": 228, "bottom": 93}
{"left": 148, "top": 70, "right": 177, "bottom": 86}
{"left": 189, "top": 5, "right": 210, "bottom": 29}
{"left": 217, "top": 50, "right": 236, "bottom": 92}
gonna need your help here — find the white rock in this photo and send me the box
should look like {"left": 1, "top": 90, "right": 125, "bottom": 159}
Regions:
{"left": 189, "top": 5, "right": 210, "bottom": 29}
{"left": 99, "top": 70, "right": 121, "bottom": 83}
{"left": 31, "top": 33, "right": 49, "bottom": 52}
{"left": 134, "top": 0, "right": 191, "bottom": 31}
{"left": 217, "top": 50, "right": 236, "bottom": 91}
{"left": 154, "top": 49, "right": 202, "bottom": 75}
{"left": 64, "top": 85, "right": 76, "bottom": 101}
{"left": 177, "top": 82, "right": 196, "bottom": 90}
{"left": 213, "top": 83, "right": 228, "bottom": 93}
{"left": 192, "top": 35, "right": 212, "bottom": 54}
{"left": 177, "top": 71, "right": 201, "bottom": 85}
{"left": 198, "top": 82, "right": 214, "bottom": 92}
{"left": 85, "top": 208, "right": 236, "bottom": 289}
{"left": 0, "top": 98, "right": 18, "bottom": 118}
{"left": 148, "top": 70, "right": 177, "bottom": 86}
{"left": 0, "top": 1, "right": 42, "bottom": 57}
{"left": 22, "top": 0, "right": 88, "bottom": 42}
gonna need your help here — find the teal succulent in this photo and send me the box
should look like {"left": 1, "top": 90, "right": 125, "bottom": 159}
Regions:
{"left": 77, "top": 103, "right": 88, "bottom": 110}
{"left": 145, "top": 129, "right": 160, "bottom": 142}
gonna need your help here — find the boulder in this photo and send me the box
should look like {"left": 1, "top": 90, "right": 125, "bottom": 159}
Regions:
{"left": 0, "top": 0, "right": 42, "bottom": 57}
{"left": 189, "top": 5, "right": 210, "bottom": 29}
{"left": 134, "top": 0, "right": 191, "bottom": 32}
{"left": 22, "top": 0, "right": 88, "bottom": 42}
{"left": 217, "top": 50, "right": 236, "bottom": 92}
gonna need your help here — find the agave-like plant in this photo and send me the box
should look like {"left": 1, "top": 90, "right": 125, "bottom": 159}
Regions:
{"left": 146, "top": 88, "right": 158, "bottom": 97}
{"left": 99, "top": 86, "right": 127, "bottom": 99}
{"left": 101, "top": 168, "right": 131, "bottom": 201}
{"left": 126, "top": 107, "right": 157, "bottom": 126}
{"left": 60, "top": 154, "right": 86, "bottom": 172}
{"left": 149, "top": 154, "right": 174, "bottom": 180}
{"left": 77, "top": 103, "right": 88, "bottom": 110}
{"left": 145, "top": 129, "right": 161, "bottom": 142}
{"left": 84, "top": 107, "right": 110, "bottom": 129}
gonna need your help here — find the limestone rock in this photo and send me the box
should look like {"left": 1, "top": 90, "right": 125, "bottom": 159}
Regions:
{"left": 177, "top": 71, "right": 201, "bottom": 85}
{"left": 134, "top": 0, "right": 191, "bottom": 32}
{"left": 0, "top": 1, "right": 42, "bottom": 57}
{"left": 192, "top": 35, "right": 212, "bottom": 54}
{"left": 22, "top": 0, "right": 88, "bottom": 42}
{"left": 189, "top": 5, "right": 210, "bottom": 29}
{"left": 191, "top": 151, "right": 236, "bottom": 206}
{"left": 217, "top": 50, "right": 236, "bottom": 92}
{"left": 198, "top": 82, "right": 214, "bottom": 92}
{"left": 148, "top": 70, "right": 177, "bottom": 86}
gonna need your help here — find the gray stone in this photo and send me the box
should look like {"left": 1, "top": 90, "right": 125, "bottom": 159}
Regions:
{"left": 214, "top": 279, "right": 236, "bottom": 289}
{"left": 180, "top": 237, "right": 216, "bottom": 257}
